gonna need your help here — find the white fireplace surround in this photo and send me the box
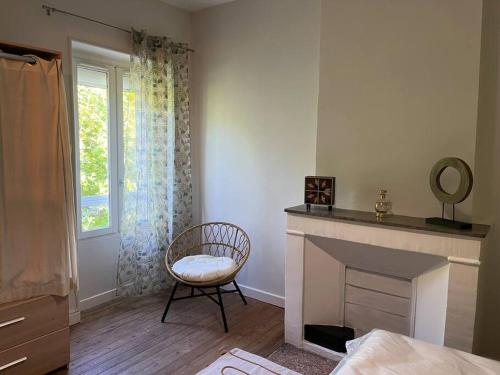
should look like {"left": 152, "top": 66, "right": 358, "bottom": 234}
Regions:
{"left": 284, "top": 207, "right": 487, "bottom": 360}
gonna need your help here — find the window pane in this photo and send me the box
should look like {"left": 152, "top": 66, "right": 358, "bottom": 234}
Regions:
{"left": 122, "top": 74, "right": 136, "bottom": 194}
{"left": 77, "top": 66, "right": 110, "bottom": 232}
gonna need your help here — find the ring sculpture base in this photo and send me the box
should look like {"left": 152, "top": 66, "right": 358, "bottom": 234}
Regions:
{"left": 425, "top": 217, "right": 472, "bottom": 230}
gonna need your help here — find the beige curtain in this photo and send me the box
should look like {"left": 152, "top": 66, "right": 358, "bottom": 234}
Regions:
{"left": 0, "top": 57, "right": 78, "bottom": 303}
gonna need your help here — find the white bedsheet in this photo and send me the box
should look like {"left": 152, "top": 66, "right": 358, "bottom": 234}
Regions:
{"left": 332, "top": 330, "right": 500, "bottom": 375}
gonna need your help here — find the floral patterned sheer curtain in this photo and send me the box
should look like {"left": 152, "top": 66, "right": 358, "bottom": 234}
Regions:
{"left": 117, "top": 29, "right": 193, "bottom": 296}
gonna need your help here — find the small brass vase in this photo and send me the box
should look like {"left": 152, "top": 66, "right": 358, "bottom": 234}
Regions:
{"left": 375, "top": 189, "right": 392, "bottom": 218}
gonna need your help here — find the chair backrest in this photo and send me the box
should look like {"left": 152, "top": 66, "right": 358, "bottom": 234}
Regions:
{"left": 166, "top": 222, "right": 250, "bottom": 270}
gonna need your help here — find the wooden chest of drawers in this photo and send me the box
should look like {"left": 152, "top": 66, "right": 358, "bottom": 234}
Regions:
{"left": 0, "top": 296, "right": 69, "bottom": 374}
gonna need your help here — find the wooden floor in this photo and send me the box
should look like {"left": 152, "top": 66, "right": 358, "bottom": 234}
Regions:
{"left": 55, "top": 287, "right": 284, "bottom": 375}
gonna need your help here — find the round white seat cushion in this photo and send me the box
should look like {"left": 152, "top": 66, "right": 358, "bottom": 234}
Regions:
{"left": 172, "top": 254, "right": 237, "bottom": 283}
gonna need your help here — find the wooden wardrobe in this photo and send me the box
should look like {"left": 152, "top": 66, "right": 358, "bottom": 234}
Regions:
{"left": 0, "top": 40, "right": 70, "bottom": 374}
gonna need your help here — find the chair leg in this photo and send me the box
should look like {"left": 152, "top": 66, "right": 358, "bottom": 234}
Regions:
{"left": 216, "top": 286, "right": 229, "bottom": 333}
{"left": 161, "top": 281, "right": 179, "bottom": 323}
{"left": 233, "top": 280, "right": 247, "bottom": 305}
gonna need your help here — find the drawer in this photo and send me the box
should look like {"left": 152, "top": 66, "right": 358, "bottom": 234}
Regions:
{"left": 345, "top": 268, "right": 412, "bottom": 298}
{"left": 0, "top": 296, "right": 68, "bottom": 351}
{"left": 344, "top": 302, "right": 410, "bottom": 336}
{"left": 345, "top": 285, "right": 411, "bottom": 317}
{"left": 0, "top": 327, "right": 69, "bottom": 375}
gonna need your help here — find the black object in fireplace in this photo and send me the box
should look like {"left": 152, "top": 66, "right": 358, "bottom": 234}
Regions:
{"left": 304, "top": 324, "right": 354, "bottom": 353}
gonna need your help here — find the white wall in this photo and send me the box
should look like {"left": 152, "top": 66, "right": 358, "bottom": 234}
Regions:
{"left": 0, "top": 0, "right": 191, "bottom": 308}
{"left": 315, "top": 0, "right": 483, "bottom": 220}
{"left": 191, "top": 0, "right": 321, "bottom": 303}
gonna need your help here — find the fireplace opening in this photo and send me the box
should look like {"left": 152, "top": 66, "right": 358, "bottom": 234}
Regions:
{"left": 302, "top": 235, "right": 450, "bottom": 353}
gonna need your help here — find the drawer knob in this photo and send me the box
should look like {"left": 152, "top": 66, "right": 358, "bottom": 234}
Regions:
{"left": 0, "top": 357, "right": 28, "bottom": 371}
{"left": 0, "top": 317, "right": 25, "bottom": 329}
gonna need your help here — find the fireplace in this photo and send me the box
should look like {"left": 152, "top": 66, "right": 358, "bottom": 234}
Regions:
{"left": 284, "top": 205, "right": 489, "bottom": 360}
{"left": 304, "top": 236, "right": 450, "bottom": 341}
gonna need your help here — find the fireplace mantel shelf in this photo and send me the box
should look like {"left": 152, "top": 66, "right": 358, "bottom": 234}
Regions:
{"left": 285, "top": 205, "right": 490, "bottom": 239}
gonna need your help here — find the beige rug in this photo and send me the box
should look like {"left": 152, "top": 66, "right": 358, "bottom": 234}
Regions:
{"left": 267, "top": 344, "right": 338, "bottom": 375}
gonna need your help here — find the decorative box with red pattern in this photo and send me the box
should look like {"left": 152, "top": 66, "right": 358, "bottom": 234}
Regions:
{"left": 304, "top": 176, "right": 335, "bottom": 210}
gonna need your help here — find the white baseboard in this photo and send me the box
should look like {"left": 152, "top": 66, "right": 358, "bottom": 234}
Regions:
{"left": 79, "top": 288, "right": 117, "bottom": 311}
{"left": 232, "top": 283, "right": 285, "bottom": 308}
{"left": 79, "top": 284, "right": 284, "bottom": 312}
{"left": 69, "top": 310, "right": 81, "bottom": 326}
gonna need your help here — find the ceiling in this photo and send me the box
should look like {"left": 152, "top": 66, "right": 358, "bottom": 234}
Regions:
{"left": 160, "top": 0, "right": 235, "bottom": 12}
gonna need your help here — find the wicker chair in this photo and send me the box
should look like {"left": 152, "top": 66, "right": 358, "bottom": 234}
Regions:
{"left": 161, "top": 222, "right": 250, "bottom": 332}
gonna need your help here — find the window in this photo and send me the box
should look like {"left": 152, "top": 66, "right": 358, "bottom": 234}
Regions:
{"left": 76, "top": 66, "right": 111, "bottom": 232}
{"left": 73, "top": 57, "right": 131, "bottom": 238}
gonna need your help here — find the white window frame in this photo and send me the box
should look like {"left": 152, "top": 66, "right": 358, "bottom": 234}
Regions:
{"left": 72, "top": 57, "right": 128, "bottom": 239}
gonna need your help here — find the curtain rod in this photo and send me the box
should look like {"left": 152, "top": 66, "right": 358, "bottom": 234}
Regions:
{"left": 0, "top": 51, "right": 37, "bottom": 64}
{"left": 41, "top": 5, "right": 195, "bottom": 53}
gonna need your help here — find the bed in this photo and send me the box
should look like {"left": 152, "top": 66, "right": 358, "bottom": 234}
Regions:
{"left": 333, "top": 330, "right": 500, "bottom": 375}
